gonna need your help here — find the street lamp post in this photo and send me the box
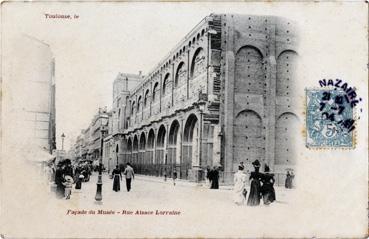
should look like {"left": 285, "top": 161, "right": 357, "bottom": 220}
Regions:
{"left": 95, "top": 127, "right": 105, "bottom": 201}
{"left": 61, "top": 133, "right": 66, "bottom": 150}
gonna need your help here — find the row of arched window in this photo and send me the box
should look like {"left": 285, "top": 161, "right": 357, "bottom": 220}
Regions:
{"left": 129, "top": 47, "right": 206, "bottom": 115}
{"left": 150, "top": 27, "right": 207, "bottom": 77}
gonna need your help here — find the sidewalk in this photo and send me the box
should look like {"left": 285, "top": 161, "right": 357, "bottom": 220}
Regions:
{"left": 135, "top": 174, "right": 234, "bottom": 190}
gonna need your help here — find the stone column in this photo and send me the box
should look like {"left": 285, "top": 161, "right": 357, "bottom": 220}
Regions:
{"left": 191, "top": 110, "right": 203, "bottom": 182}
{"left": 179, "top": 115, "right": 184, "bottom": 178}
{"left": 159, "top": 73, "right": 162, "bottom": 113}
{"left": 187, "top": 49, "right": 190, "bottom": 99}
{"left": 171, "top": 63, "right": 175, "bottom": 107}
{"left": 150, "top": 81, "right": 153, "bottom": 117}
{"left": 223, "top": 15, "right": 235, "bottom": 184}
{"left": 142, "top": 88, "right": 144, "bottom": 121}
{"left": 265, "top": 22, "right": 277, "bottom": 170}
{"left": 152, "top": 127, "right": 157, "bottom": 174}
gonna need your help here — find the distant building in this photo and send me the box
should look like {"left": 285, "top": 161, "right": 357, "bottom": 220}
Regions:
{"left": 102, "top": 73, "right": 143, "bottom": 172}
{"left": 74, "top": 108, "right": 109, "bottom": 165}
{"left": 73, "top": 133, "right": 84, "bottom": 160}
{"left": 81, "top": 127, "right": 91, "bottom": 160}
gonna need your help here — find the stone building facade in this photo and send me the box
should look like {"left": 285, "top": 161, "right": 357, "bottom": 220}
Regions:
{"left": 10, "top": 35, "right": 57, "bottom": 155}
{"left": 74, "top": 108, "right": 110, "bottom": 164}
{"left": 113, "top": 14, "right": 299, "bottom": 183}
{"left": 103, "top": 73, "right": 143, "bottom": 172}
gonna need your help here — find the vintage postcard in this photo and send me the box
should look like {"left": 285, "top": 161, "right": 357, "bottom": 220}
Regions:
{"left": 0, "top": 1, "right": 368, "bottom": 238}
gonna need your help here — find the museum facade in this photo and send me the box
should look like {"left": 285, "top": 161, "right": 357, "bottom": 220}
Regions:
{"left": 109, "top": 14, "right": 299, "bottom": 183}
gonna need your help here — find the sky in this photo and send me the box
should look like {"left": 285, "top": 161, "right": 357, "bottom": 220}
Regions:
{"left": 2, "top": 2, "right": 367, "bottom": 150}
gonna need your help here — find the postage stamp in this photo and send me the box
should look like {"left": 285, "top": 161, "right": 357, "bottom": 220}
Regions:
{"left": 306, "top": 88, "right": 355, "bottom": 148}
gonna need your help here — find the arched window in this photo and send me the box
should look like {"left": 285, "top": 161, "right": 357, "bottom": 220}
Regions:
{"left": 163, "top": 73, "right": 170, "bottom": 95}
{"left": 131, "top": 101, "right": 136, "bottom": 115}
{"left": 144, "top": 90, "right": 150, "bottom": 107}
{"left": 137, "top": 96, "right": 142, "bottom": 112}
{"left": 152, "top": 82, "right": 159, "bottom": 102}
{"left": 190, "top": 48, "right": 206, "bottom": 78}
{"left": 118, "top": 108, "right": 121, "bottom": 129}
{"left": 175, "top": 62, "right": 186, "bottom": 87}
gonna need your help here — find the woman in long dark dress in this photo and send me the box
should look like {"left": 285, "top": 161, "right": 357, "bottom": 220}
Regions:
{"left": 112, "top": 166, "right": 122, "bottom": 192}
{"left": 210, "top": 166, "right": 219, "bottom": 189}
{"left": 247, "top": 160, "right": 263, "bottom": 206}
{"left": 54, "top": 164, "right": 66, "bottom": 198}
{"left": 289, "top": 172, "right": 295, "bottom": 188}
{"left": 261, "top": 165, "right": 276, "bottom": 205}
{"left": 75, "top": 166, "right": 83, "bottom": 190}
{"left": 285, "top": 171, "right": 291, "bottom": 189}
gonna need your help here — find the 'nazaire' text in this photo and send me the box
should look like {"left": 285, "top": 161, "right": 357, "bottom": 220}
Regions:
{"left": 319, "top": 78, "right": 361, "bottom": 108}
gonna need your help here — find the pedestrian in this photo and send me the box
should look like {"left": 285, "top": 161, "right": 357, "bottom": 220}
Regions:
{"left": 210, "top": 166, "right": 219, "bottom": 189}
{"left": 75, "top": 166, "right": 84, "bottom": 190}
{"left": 45, "top": 163, "right": 54, "bottom": 183}
{"left": 205, "top": 166, "right": 211, "bottom": 187}
{"left": 54, "top": 163, "right": 66, "bottom": 199}
{"left": 63, "top": 175, "right": 74, "bottom": 200}
{"left": 247, "top": 160, "right": 263, "bottom": 206}
{"left": 233, "top": 165, "right": 247, "bottom": 205}
{"left": 75, "top": 173, "right": 84, "bottom": 190}
{"left": 73, "top": 165, "right": 80, "bottom": 183}
{"left": 123, "top": 163, "right": 135, "bottom": 192}
{"left": 112, "top": 165, "right": 122, "bottom": 192}
{"left": 164, "top": 168, "right": 167, "bottom": 182}
{"left": 173, "top": 170, "right": 177, "bottom": 186}
{"left": 285, "top": 171, "right": 291, "bottom": 189}
{"left": 63, "top": 159, "right": 74, "bottom": 178}
{"left": 290, "top": 171, "right": 295, "bottom": 188}
{"left": 260, "top": 164, "right": 276, "bottom": 205}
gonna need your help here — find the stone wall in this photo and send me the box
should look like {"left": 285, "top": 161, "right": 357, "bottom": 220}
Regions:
{"left": 221, "top": 14, "right": 299, "bottom": 182}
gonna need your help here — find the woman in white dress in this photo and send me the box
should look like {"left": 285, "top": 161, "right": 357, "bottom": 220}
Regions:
{"left": 233, "top": 165, "right": 247, "bottom": 205}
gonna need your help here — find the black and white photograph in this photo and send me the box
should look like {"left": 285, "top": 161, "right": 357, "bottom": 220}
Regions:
{"left": 0, "top": 1, "right": 368, "bottom": 238}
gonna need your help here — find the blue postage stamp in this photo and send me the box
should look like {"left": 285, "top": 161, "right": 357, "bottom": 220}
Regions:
{"left": 306, "top": 89, "right": 355, "bottom": 148}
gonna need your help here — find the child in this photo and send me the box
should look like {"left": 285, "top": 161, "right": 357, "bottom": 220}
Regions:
{"left": 63, "top": 175, "right": 74, "bottom": 199}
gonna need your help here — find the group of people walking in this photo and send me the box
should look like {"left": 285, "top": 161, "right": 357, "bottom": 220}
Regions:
{"left": 112, "top": 163, "right": 135, "bottom": 192}
{"left": 50, "top": 156, "right": 292, "bottom": 205}
{"left": 233, "top": 160, "right": 276, "bottom": 206}
{"left": 54, "top": 159, "right": 74, "bottom": 199}
{"left": 52, "top": 159, "right": 93, "bottom": 199}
